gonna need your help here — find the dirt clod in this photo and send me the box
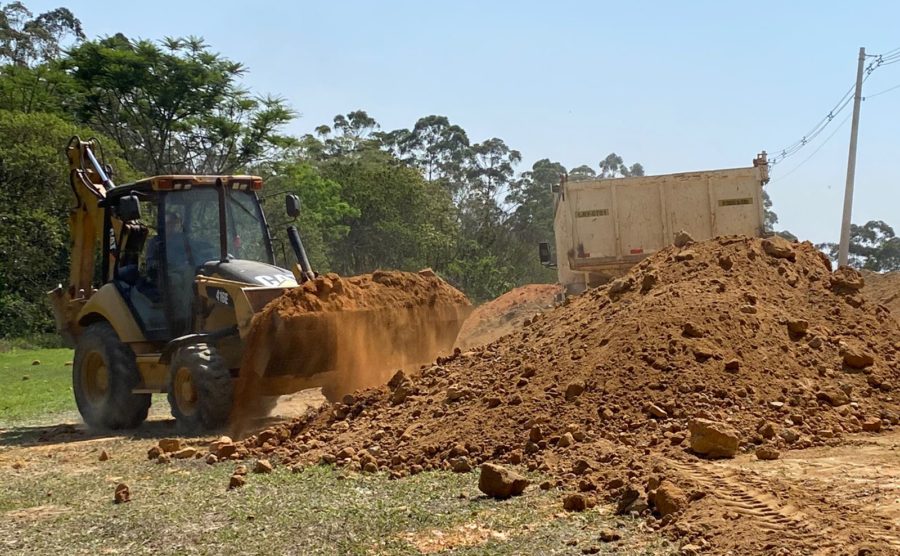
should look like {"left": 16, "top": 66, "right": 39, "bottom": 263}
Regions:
{"left": 477, "top": 463, "right": 529, "bottom": 498}
{"left": 861, "top": 419, "right": 882, "bottom": 433}
{"left": 689, "top": 418, "right": 740, "bottom": 458}
{"left": 786, "top": 319, "right": 809, "bottom": 335}
{"left": 113, "top": 483, "right": 130, "bottom": 504}
{"left": 98, "top": 450, "right": 109, "bottom": 462}
{"left": 842, "top": 345, "right": 874, "bottom": 369}
{"left": 228, "top": 474, "right": 246, "bottom": 490}
{"left": 172, "top": 447, "right": 197, "bottom": 459}
{"left": 158, "top": 439, "right": 182, "bottom": 453}
{"left": 762, "top": 237, "right": 796, "bottom": 260}
{"left": 616, "top": 484, "right": 648, "bottom": 515}
{"left": 563, "top": 492, "right": 589, "bottom": 512}
{"left": 831, "top": 267, "right": 865, "bottom": 291}
{"left": 565, "top": 382, "right": 585, "bottom": 401}
{"left": 817, "top": 388, "right": 850, "bottom": 407}
{"left": 650, "top": 480, "right": 687, "bottom": 517}
{"left": 755, "top": 446, "right": 780, "bottom": 460}
{"left": 673, "top": 230, "right": 695, "bottom": 248}
{"left": 253, "top": 459, "right": 273, "bottom": 474}
{"left": 599, "top": 529, "right": 622, "bottom": 543}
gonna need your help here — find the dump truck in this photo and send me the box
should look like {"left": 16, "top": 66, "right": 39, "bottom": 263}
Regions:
{"left": 50, "top": 137, "right": 470, "bottom": 431}
{"left": 541, "top": 153, "right": 770, "bottom": 294}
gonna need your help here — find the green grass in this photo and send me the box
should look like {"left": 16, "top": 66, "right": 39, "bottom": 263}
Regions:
{"left": 0, "top": 443, "right": 675, "bottom": 555}
{"left": 0, "top": 351, "right": 676, "bottom": 554}
{"left": 0, "top": 348, "right": 75, "bottom": 424}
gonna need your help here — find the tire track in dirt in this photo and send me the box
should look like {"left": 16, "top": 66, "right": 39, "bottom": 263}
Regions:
{"left": 669, "top": 458, "right": 900, "bottom": 553}
{"left": 669, "top": 459, "right": 825, "bottom": 546}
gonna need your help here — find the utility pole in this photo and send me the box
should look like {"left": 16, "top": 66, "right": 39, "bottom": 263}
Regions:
{"left": 838, "top": 47, "right": 866, "bottom": 267}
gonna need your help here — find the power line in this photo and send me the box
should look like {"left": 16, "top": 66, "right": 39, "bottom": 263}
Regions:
{"left": 865, "top": 82, "right": 900, "bottom": 99}
{"left": 770, "top": 112, "right": 851, "bottom": 183}
{"left": 768, "top": 47, "right": 897, "bottom": 166}
{"left": 769, "top": 88, "right": 854, "bottom": 165}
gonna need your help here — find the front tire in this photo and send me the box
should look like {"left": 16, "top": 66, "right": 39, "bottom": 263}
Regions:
{"left": 73, "top": 321, "right": 150, "bottom": 429}
{"left": 167, "top": 343, "right": 233, "bottom": 431}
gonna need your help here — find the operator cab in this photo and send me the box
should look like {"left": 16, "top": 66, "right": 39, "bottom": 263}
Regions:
{"left": 105, "top": 175, "right": 290, "bottom": 340}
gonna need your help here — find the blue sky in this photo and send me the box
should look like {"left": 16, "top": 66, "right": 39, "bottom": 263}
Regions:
{"left": 28, "top": 0, "right": 900, "bottom": 243}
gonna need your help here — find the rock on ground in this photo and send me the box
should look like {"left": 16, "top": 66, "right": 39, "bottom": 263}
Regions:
{"left": 253, "top": 459, "right": 274, "bottom": 474}
{"left": 158, "top": 438, "right": 182, "bottom": 453}
{"left": 689, "top": 418, "right": 740, "bottom": 458}
{"left": 113, "top": 483, "right": 130, "bottom": 504}
{"left": 477, "top": 463, "right": 529, "bottom": 498}
{"left": 755, "top": 446, "right": 780, "bottom": 460}
{"left": 650, "top": 480, "right": 687, "bottom": 517}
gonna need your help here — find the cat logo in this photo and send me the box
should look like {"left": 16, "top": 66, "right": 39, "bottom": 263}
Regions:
{"left": 255, "top": 274, "right": 297, "bottom": 287}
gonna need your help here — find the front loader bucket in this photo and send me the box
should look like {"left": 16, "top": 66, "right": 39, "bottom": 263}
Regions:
{"left": 231, "top": 270, "right": 470, "bottom": 426}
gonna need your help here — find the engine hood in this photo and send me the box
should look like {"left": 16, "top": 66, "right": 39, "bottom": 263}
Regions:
{"left": 198, "top": 260, "right": 297, "bottom": 288}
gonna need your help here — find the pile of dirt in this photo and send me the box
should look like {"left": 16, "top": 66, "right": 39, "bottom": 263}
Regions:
{"left": 230, "top": 269, "right": 470, "bottom": 432}
{"left": 455, "top": 284, "right": 562, "bottom": 350}
{"left": 862, "top": 270, "right": 900, "bottom": 322}
{"left": 226, "top": 237, "right": 900, "bottom": 553}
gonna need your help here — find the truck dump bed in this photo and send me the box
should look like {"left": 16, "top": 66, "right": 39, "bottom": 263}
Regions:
{"left": 553, "top": 157, "right": 769, "bottom": 293}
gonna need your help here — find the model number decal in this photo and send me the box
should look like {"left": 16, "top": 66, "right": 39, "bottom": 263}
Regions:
{"left": 206, "top": 286, "right": 232, "bottom": 306}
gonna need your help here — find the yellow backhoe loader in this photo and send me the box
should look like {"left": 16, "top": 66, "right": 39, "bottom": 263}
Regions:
{"left": 49, "top": 137, "right": 470, "bottom": 431}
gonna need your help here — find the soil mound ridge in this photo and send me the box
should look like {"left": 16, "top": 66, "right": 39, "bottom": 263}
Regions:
{"left": 862, "top": 269, "right": 900, "bottom": 323}
{"left": 455, "top": 283, "right": 562, "bottom": 350}
{"left": 228, "top": 236, "right": 900, "bottom": 552}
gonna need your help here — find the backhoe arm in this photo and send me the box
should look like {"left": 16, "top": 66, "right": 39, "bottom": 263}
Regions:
{"left": 48, "top": 136, "right": 118, "bottom": 345}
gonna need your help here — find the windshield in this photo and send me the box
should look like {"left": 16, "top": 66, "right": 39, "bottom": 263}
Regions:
{"left": 227, "top": 189, "right": 271, "bottom": 264}
{"left": 161, "top": 187, "right": 272, "bottom": 268}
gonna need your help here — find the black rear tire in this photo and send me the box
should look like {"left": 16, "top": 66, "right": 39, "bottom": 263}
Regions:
{"left": 167, "top": 343, "right": 233, "bottom": 431}
{"left": 73, "top": 321, "right": 150, "bottom": 429}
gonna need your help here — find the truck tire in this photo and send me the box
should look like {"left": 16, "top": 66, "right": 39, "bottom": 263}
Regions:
{"left": 73, "top": 321, "right": 150, "bottom": 429}
{"left": 167, "top": 343, "right": 233, "bottom": 431}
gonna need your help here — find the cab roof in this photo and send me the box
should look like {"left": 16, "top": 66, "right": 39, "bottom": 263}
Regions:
{"left": 107, "top": 175, "right": 262, "bottom": 200}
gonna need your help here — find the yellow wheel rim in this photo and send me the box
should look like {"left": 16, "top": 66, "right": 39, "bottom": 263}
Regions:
{"left": 174, "top": 366, "right": 198, "bottom": 416}
{"left": 82, "top": 351, "right": 109, "bottom": 404}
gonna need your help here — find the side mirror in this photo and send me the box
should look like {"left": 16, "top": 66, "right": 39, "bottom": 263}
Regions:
{"left": 538, "top": 241, "right": 555, "bottom": 267}
{"left": 118, "top": 195, "right": 141, "bottom": 221}
{"left": 285, "top": 194, "right": 301, "bottom": 219}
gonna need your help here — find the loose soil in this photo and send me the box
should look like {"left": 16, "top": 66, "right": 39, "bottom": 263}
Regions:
{"left": 862, "top": 270, "right": 900, "bottom": 322}
{"left": 455, "top": 284, "right": 562, "bottom": 350}
{"left": 230, "top": 270, "right": 470, "bottom": 433}
{"left": 230, "top": 236, "right": 900, "bottom": 554}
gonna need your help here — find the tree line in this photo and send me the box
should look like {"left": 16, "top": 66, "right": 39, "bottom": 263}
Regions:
{"left": 1, "top": 2, "right": 896, "bottom": 338}
{"left": 0, "top": 2, "right": 645, "bottom": 336}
